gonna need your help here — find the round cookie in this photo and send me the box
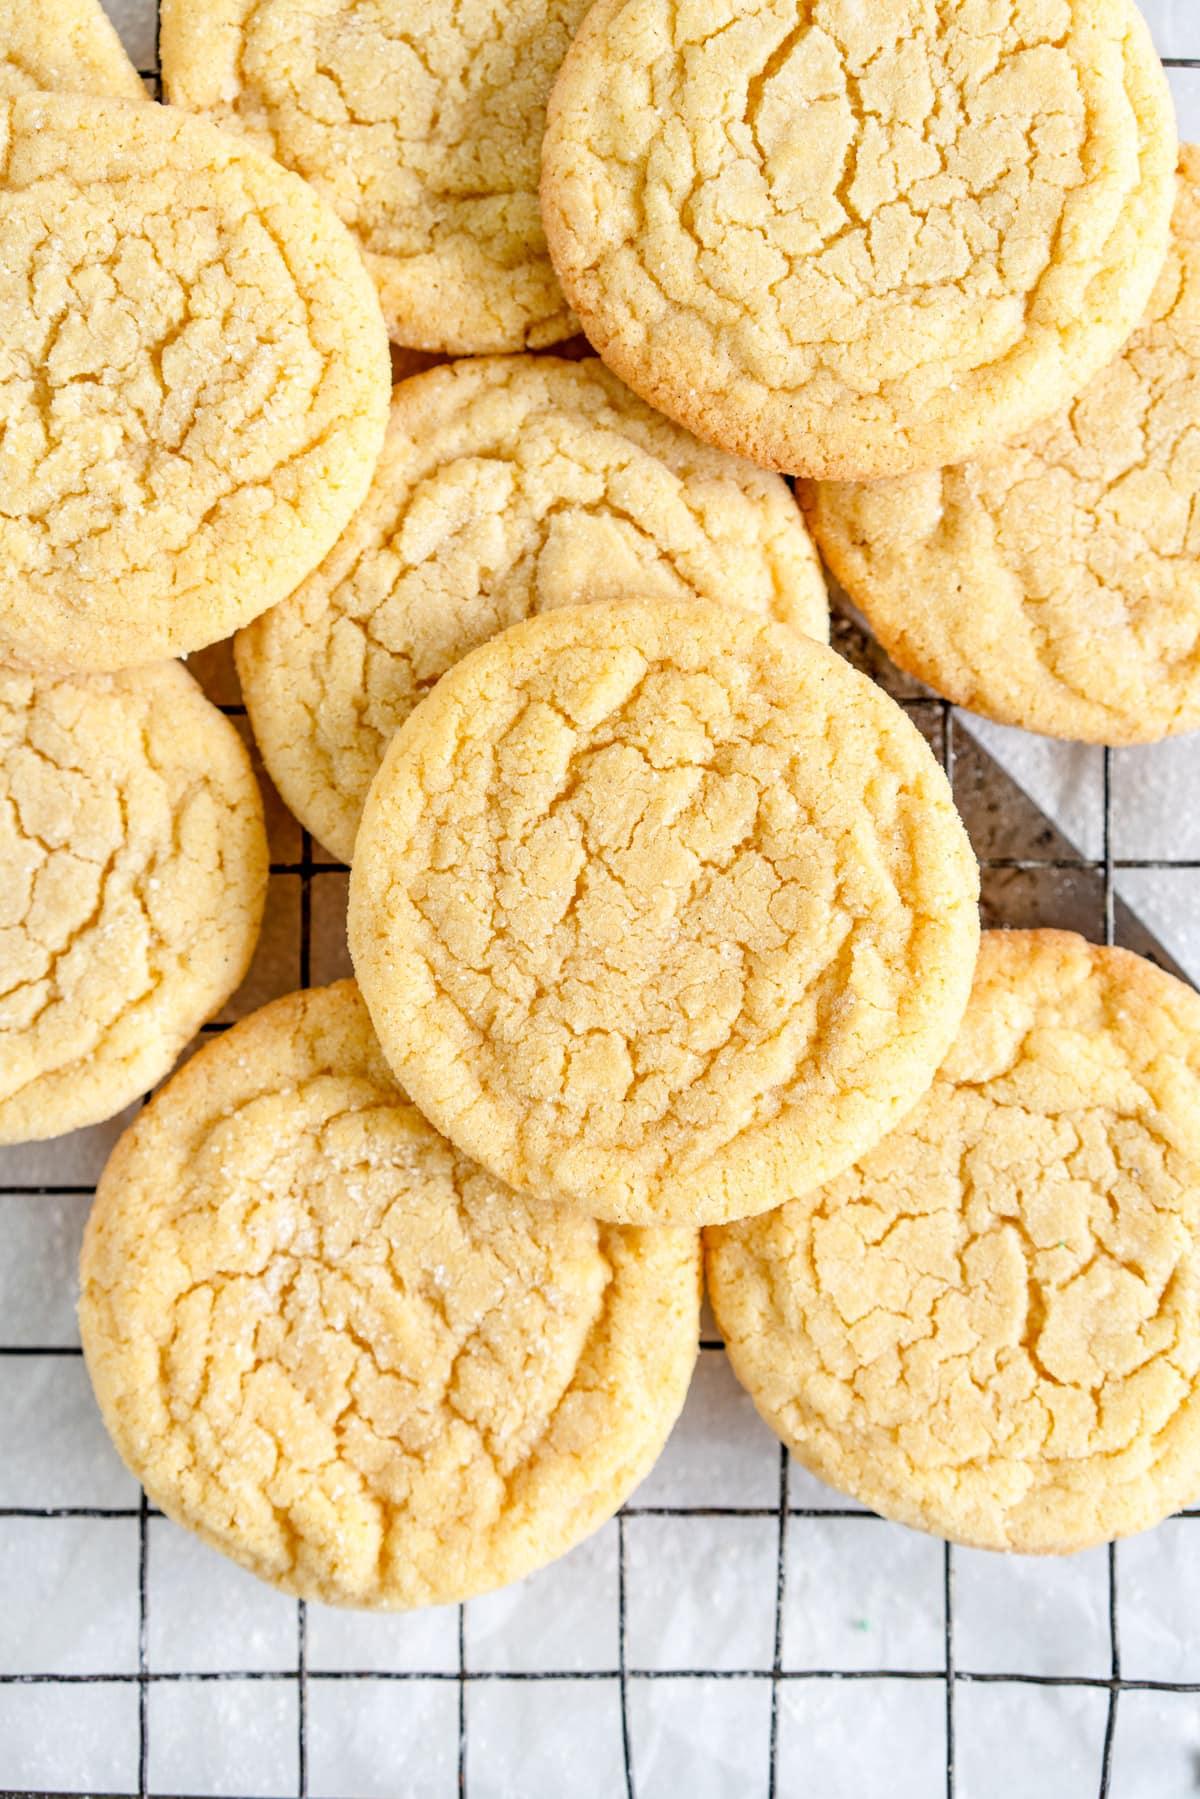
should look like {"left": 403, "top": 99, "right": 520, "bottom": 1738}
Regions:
{"left": 0, "top": 93, "right": 390, "bottom": 673}
{"left": 236, "top": 355, "right": 830, "bottom": 864}
{"left": 0, "top": 662, "right": 267, "bottom": 1146}
{"left": 805, "top": 147, "right": 1200, "bottom": 745}
{"left": 79, "top": 982, "right": 700, "bottom": 1608}
{"left": 348, "top": 596, "right": 980, "bottom": 1228}
{"left": 161, "top": 0, "right": 583, "bottom": 353}
{"left": 708, "top": 930, "right": 1200, "bottom": 1553}
{"left": 0, "top": 0, "right": 145, "bottom": 99}
{"left": 541, "top": 0, "right": 1178, "bottom": 480}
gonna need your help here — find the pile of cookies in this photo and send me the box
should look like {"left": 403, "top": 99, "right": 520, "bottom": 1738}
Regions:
{"left": 3, "top": 0, "right": 1200, "bottom": 1614}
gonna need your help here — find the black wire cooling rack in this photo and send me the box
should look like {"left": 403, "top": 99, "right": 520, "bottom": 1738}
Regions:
{"left": 2, "top": 10, "right": 1200, "bottom": 1796}
{"left": 7, "top": 623, "right": 1200, "bottom": 1799}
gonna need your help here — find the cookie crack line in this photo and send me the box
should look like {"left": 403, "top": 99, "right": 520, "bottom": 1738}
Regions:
{"left": 0, "top": 91, "right": 390, "bottom": 672}
{"left": 79, "top": 984, "right": 701, "bottom": 1608}
{"left": 162, "top": 0, "right": 584, "bottom": 351}
{"left": 806, "top": 145, "right": 1200, "bottom": 744}
{"left": 708, "top": 932, "right": 1200, "bottom": 1553}
{"left": 235, "top": 354, "right": 828, "bottom": 863}
{"left": 0, "top": 662, "right": 268, "bottom": 1146}
{"left": 348, "top": 595, "right": 979, "bottom": 1227}
{"left": 541, "top": 0, "right": 1178, "bottom": 477}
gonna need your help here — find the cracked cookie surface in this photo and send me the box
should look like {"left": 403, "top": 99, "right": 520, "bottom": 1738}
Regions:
{"left": 541, "top": 0, "right": 1177, "bottom": 479}
{"left": 0, "top": 93, "right": 390, "bottom": 673}
{"left": 805, "top": 147, "right": 1200, "bottom": 745}
{"left": 0, "top": 0, "right": 145, "bottom": 100}
{"left": 0, "top": 661, "right": 267, "bottom": 1145}
{"left": 236, "top": 355, "right": 830, "bottom": 864}
{"left": 79, "top": 982, "right": 700, "bottom": 1608}
{"left": 161, "top": 0, "right": 581, "bottom": 352}
{"left": 708, "top": 930, "right": 1200, "bottom": 1553}
{"left": 348, "top": 597, "right": 980, "bottom": 1228}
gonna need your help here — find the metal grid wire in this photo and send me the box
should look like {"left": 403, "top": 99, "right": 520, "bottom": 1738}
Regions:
{"left": 7, "top": 664, "right": 1200, "bottom": 1799}
{"left": 2, "top": 13, "right": 1200, "bottom": 1799}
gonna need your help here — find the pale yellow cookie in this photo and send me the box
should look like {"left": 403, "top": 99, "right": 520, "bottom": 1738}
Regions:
{"left": 0, "top": 0, "right": 145, "bottom": 99}
{"left": 709, "top": 930, "right": 1200, "bottom": 1553}
{"left": 0, "top": 661, "right": 267, "bottom": 1145}
{"left": 161, "top": 0, "right": 582, "bottom": 353}
{"left": 236, "top": 355, "right": 830, "bottom": 864}
{"left": 541, "top": 0, "right": 1177, "bottom": 479}
{"left": 805, "top": 148, "right": 1200, "bottom": 745}
{"left": 0, "top": 93, "right": 390, "bottom": 673}
{"left": 80, "top": 982, "right": 700, "bottom": 1608}
{"left": 348, "top": 597, "right": 980, "bottom": 1228}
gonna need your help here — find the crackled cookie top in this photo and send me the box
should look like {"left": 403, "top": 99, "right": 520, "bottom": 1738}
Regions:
{"left": 805, "top": 148, "right": 1200, "bottom": 745}
{"left": 0, "top": 0, "right": 145, "bottom": 99}
{"left": 709, "top": 931, "right": 1200, "bottom": 1553}
{"left": 541, "top": 0, "right": 1177, "bottom": 479}
{"left": 348, "top": 597, "right": 980, "bottom": 1227}
{"left": 0, "top": 662, "right": 267, "bottom": 1146}
{"left": 0, "top": 93, "right": 389, "bottom": 673}
{"left": 237, "top": 355, "right": 829, "bottom": 864}
{"left": 80, "top": 983, "right": 700, "bottom": 1608}
{"left": 161, "top": 0, "right": 582, "bottom": 352}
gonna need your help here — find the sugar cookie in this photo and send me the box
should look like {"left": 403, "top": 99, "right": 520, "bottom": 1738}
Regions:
{"left": 541, "top": 0, "right": 1177, "bottom": 479}
{"left": 709, "top": 930, "right": 1200, "bottom": 1553}
{"left": 161, "top": 0, "right": 582, "bottom": 352}
{"left": 0, "top": 662, "right": 267, "bottom": 1145}
{"left": 348, "top": 597, "right": 980, "bottom": 1228}
{"left": 80, "top": 982, "right": 700, "bottom": 1607}
{"left": 236, "top": 355, "right": 829, "bottom": 863}
{"left": 806, "top": 148, "right": 1200, "bottom": 744}
{"left": 0, "top": 0, "right": 145, "bottom": 99}
{"left": 0, "top": 93, "right": 390, "bottom": 673}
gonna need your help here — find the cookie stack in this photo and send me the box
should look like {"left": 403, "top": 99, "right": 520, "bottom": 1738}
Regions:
{"left": 0, "top": 55, "right": 394, "bottom": 1151}
{"left": 1, "top": 0, "right": 1198, "bottom": 1612}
